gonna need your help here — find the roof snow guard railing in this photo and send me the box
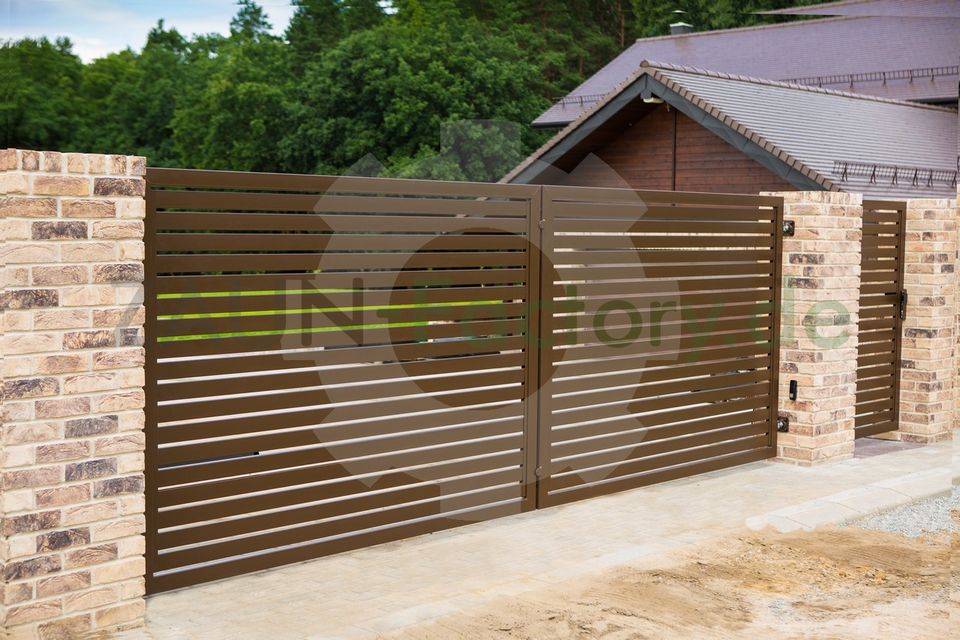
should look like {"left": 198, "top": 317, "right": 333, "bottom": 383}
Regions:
{"left": 552, "top": 93, "right": 607, "bottom": 107}
{"left": 785, "top": 65, "right": 960, "bottom": 88}
{"left": 833, "top": 159, "right": 960, "bottom": 189}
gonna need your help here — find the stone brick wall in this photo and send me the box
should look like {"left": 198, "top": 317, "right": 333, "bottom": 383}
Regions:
{"left": 894, "top": 197, "right": 957, "bottom": 443}
{"left": 770, "top": 191, "right": 863, "bottom": 465}
{"left": 1, "top": 149, "right": 146, "bottom": 637}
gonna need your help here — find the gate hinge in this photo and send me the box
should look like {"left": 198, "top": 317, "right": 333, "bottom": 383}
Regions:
{"left": 899, "top": 289, "right": 908, "bottom": 321}
{"left": 534, "top": 466, "right": 543, "bottom": 477}
{"left": 538, "top": 219, "right": 545, "bottom": 230}
{"left": 776, "top": 416, "right": 790, "bottom": 433}
{"left": 782, "top": 220, "right": 795, "bottom": 236}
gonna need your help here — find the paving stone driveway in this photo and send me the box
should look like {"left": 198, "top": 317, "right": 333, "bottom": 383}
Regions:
{"left": 145, "top": 437, "right": 955, "bottom": 639}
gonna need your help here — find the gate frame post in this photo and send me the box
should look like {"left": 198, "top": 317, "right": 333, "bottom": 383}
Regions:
{"left": 766, "top": 190, "right": 863, "bottom": 465}
{"left": 521, "top": 187, "right": 543, "bottom": 510}
{"left": 880, "top": 196, "right": 958, "bottom": 443}
{"left": 1, "top": 149, "right": 148, "bottom": 637}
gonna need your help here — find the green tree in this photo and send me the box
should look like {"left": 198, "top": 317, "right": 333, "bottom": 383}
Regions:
{"left": 71, "top": 22, "right": 191, "bottom": 163}
{"left": 286, "top": 0, "right": 345, "bottom": 73}
{"left": 172, "top": 2, "right": 293, "bottom": 171}
{"left": 231, "top": 0, "right": 273, "bottom": 39}
{"left": 0, "top": 38, "right": 83, "bottom": 150}
{"left": 286, "top": 10, "right": 550, "bottom": 179}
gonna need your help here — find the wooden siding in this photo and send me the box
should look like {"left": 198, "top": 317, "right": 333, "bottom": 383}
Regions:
{"left": 563, "top": 104, "right": 796, "bottom": 194}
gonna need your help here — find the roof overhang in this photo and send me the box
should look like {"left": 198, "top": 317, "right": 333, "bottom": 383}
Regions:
{"left": 506, "top": 72, "right": 826, "bottom": 191}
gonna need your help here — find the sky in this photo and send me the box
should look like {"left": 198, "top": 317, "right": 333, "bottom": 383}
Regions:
{"left": 0, "top": 0, "right": 298, "bottom": 61}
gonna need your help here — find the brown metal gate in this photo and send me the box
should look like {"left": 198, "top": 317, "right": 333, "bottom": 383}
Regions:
{"left": 855, "top": 200, "right": 907, "bottom": 438}
{"left": 144, "top": 169, "right": 541, "bottom": 592}
{"left": 536, "top": 186, "right": 783, "bottom": 506}
{"left": 144, "top": 170, "right": 785, "bottom": 592}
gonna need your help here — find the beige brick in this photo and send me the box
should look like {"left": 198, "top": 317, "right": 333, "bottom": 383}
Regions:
{"left": 38, "top": 614, "right": 92, "bottom": 639}
{"left": 0, "top": 242, "right": 59, "bottom": 264}
{"left": 65, "top": 542, "right": 118, "bottom": 569}
{"left": 32, "top": 265, "right": 89, "bottom": 285}
{"left": 2, "top": 332, "right": 59, "bottom": 355}
{"left": 62, "top": 198, "right": 116, "bottom": 218}
{"left": 92, "top": 389, "right": 144, "bottom": 412}
{"left": 0, "top": 195, "right": 57, "bottom": 217}
{"left": 33, "top": 309, "right": 90, "bottom": 330}
{"left": 4, "top": 598, "right": 62, "bottom": 626}
{"left": 61, "top": 501, "right": 118, "bottom": 527}
{"left": 0, "top": 172, "right": 30, "bottom": 193}
{"left": 3, "top": 582, "right": 34, "bottom": 605}
{"left": 21, "top": 149, "right": 40, "bottom": 170}
{"left": 116, "top": 199, "right": 145, "bottom": 219}
{"left": 118, "top": 239, "right": 145, "bottom": 260}
{"left": 33, "top": 175, "right": 90, "bottom": 196}
{"left": 93, "top": 306, "right": 144, "bottom": 328}
{"left": 4, "top": 421, "right": 61, "bottom": 445}
{"left": 3, "top": 466, "right": 61, "bottom": 490}
{"left": 63, "top": 585, "right": 119, "bottom": 612}
{"left": 37, "top": 354, "right": 89, "bottom": 375}
{"left": 36, "top": 571, "right": 91, "bottom": 598}
{"left": 59, "top": 284, "right": 116, "bottom": 306}
{"left": 36, "top": 441, "right": 91, "bottom": 463}
{"left": 65, "top": 153, "right": 87, "bottom": 173}
{"left": 93, "top": 348, "right": 144, "bottom": 370}
{"left": 35, "top": 396, "right": 91, "bottom": 419}
{"left": 91, "top": 220, "right": 143, "bottom": 239}
{"left": 2, "top": 309, "right": 32, "bottom": 331}
{"left": 127, "top": 156, "right": 146, "bottom": 176}
{"left": 0, "top": 147, "right": 17, "bottom": 169}
{"left": 95, "top": 598, "right": 144, "bottom": 627}
{"left": 41, "top": 150, "right": 63, "bottom": 172}
{"left": 85, "top": 153, "right": 106, "bottom": 173}
{"left": 36, "top": 484, "right": 91, "bottom": 508}
{"left": 63, "top": 371, "right": 120, "bottom": 394}
{"left": 61, "top": 241, "right": 116, "bottom": 262}
{"left": 91, "top": 557, "right": 144, "bottom": 584}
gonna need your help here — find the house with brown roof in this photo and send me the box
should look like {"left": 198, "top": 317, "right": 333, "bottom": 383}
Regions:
{"left": 506, "top": 0, "right": 959, "bottom": 198}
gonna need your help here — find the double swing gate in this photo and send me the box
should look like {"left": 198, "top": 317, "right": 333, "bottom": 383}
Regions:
{"left": 145, "top": 169, "right": 785, "bottom": 592}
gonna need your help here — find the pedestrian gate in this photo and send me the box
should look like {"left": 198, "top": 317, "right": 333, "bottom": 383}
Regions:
{"left": 855, "top": 200, "right": 907, "bottom": 438}
{"left": 144, "top": 169, "right": 784, "bottom": 592}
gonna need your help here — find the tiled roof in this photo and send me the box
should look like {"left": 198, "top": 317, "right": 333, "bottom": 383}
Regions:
{"left": 507, "top": 61, "right": 958, "bottom": 199}
{"left": 760, "top": 0, "right": 960, "bottom": 18}
{"left": 535, "top": 15, "right": 959, "bottom": 126}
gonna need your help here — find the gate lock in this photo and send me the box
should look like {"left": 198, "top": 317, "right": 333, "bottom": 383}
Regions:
{"left": 899, "top": 289, "right": 908, "bottom": 321}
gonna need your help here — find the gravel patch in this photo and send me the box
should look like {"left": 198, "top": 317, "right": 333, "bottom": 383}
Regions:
{"left": 849, "top": 484, "right": 959, "bottom": 538}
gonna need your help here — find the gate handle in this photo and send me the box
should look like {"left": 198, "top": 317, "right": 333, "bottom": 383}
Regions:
{"left": 900, "top": 289, "right": 907, "bottom": 321}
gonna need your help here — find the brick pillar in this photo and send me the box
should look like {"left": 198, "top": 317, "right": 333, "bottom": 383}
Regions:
{"left": 1, "top": 149, "right": 146, "bottom": 637}
{"left": 894, "top": 197, "right": 957, "bottom": 443}
{"left": 769, "top": 191, "right": 863, "bottom": 465}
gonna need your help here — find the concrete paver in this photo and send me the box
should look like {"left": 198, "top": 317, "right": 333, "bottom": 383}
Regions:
{"left": 145, "top": 437, "right": 955, "bottom": 639}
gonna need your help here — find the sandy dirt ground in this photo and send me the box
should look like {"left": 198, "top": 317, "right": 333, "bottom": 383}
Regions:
{"left": 386, "top": 519, "right": 958, "bottom": 639}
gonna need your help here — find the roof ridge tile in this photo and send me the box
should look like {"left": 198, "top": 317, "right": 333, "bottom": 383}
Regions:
{"left": 639, "top": 60, "right": 959, "bottom": 113}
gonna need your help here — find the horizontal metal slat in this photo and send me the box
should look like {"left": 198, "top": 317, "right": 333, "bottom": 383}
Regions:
{"left": 156, "top": 212, "right": 528, "bottom": 233}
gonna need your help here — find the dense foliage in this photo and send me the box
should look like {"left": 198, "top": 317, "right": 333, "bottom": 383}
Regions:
{"left": 1, "top": 0, "right": 813, "bottom": 180}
